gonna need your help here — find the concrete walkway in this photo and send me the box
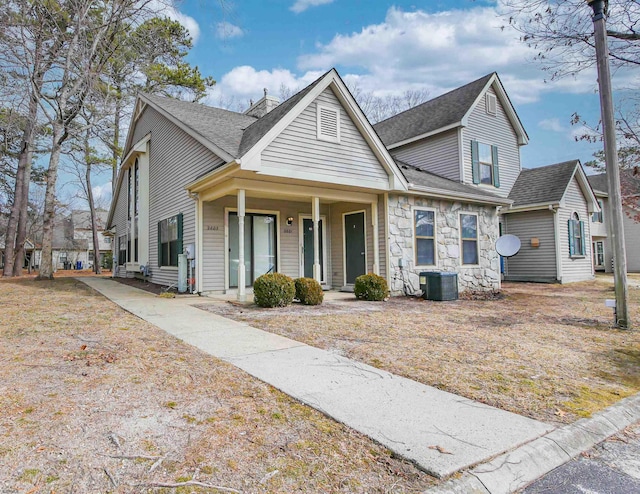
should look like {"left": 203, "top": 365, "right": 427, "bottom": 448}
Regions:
{"left": 80, "top": 277, "right": 554, "bottom": 479}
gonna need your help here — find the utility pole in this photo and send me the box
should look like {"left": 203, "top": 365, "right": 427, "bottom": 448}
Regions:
{"left": 588, "top": 0, "right": 630, "bottom": 329}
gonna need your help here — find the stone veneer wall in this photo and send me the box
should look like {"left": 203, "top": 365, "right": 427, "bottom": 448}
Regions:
{"left": 387, "top": 194, "right": 501, "bottom": 294}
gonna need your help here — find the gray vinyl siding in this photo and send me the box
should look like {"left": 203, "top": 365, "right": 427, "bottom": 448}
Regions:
{"left": 558, "top": 178, "right": 594, "bottom": 282}
{"left": 392, "top": 129, "right": 461, "bottom": 182}
{"left": 503, "top": 211, "right": 557, "bottom": 282}
{"left": 623, "top": 207, "right": 640, "bottom": 272}
{"left": 261, "top": 87, "right": 390, "bottom": 190}
{"left": 201, "top": 196, "right": 332, "bottom": 292}
{"left": 112, "top": 167, "right": 130, "bottom": 277}
{"left": 330, "top": 203, "right": 374, "bottom": 288}
{"left": 462, "top": 87, "right": 521, "bottom": 198}
{"left": 116, "top": 105, "right": 223, "bottom": 287}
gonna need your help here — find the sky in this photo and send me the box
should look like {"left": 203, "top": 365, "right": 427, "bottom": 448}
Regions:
{"left": 86, "top": 0, "right": 632, "bottom": 204}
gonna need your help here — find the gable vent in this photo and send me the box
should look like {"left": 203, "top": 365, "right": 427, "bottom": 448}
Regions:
{"left": 486, "top": 93, "right": 497, "bottom": 116}
{"left": 317, "top": 104, "right": 340, "bottom": 143}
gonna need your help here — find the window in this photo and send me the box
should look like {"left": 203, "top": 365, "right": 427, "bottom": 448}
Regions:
{"left": 134, "top": 159, "right": 139, "bottom": 262}
{"left": 593, "top": 241, "right": 604, "bottom": 267}
{"left": 127, "top": 168, "right": 132, "bottom": 220}
{"left": 317, "top": 104, "right": 340, "bottom": 143}
{"left": 414, "top": 209, "right": 435, "bottom": 265}
{"left": 592, "top": 200, "right": 603, "bottom": 223}
{"left": 105, "top": 237, "right": 111, "bottom": 244}
{"left": 158, "top": 214, "right": 183, "bottom": 267}
{"left": 486, "top": 93, "right": 497, "bottom": 116}
{"left": 568, "top": 212, "right": 586, "bottom": 257}
{"left": 118, "top": 235, "right": 127, "bottom": 266}
{"left": 460, "top": 213, "right": 479, "bottom": 265}
{"left": 471, "top": 141, "right": 500, "bottom": 187}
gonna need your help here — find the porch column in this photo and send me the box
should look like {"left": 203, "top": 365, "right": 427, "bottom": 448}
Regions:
{"left": 237, "top": 189, "right": 246, "bottom": 300}
{"left": 372, "top": 200, "right": 380, "bottom": 275}
{"left": 312, "top": 196, "right": 321, "bottom": 282}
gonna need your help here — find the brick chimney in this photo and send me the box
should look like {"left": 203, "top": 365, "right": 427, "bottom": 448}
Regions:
{"left": 244, "top": 88, "right": 280, "bottom": 118}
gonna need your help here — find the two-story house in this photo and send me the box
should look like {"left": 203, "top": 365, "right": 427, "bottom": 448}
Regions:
{"left": 588, "top": 171, "right": 640, "bottom": 273}
{"left": 373, "top": 73, "right": 599, "bottom": 284}
{"left": 106, "top": 69, "right": 513, "bottom": 298}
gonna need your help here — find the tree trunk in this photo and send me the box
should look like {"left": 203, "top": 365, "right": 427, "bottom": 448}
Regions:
{"left": 4, "top": 89, "right": 39, "bottom": 277}
{"left": 84, "top": 129, "right": 101, "bottom": 275}
{"left": 112, "top": 97, "right": 121, "bottom": 194}
{"left": 37, "top": 120, "right": 65, "bottom": 280}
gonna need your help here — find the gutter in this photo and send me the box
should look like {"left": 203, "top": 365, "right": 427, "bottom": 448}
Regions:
{"left": 503, "top": 202, "right": 561, "bottom": 214}
{"left": 407, "top": 184, "right": 512, "bottom": 206}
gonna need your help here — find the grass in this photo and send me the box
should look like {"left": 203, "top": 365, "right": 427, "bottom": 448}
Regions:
{"left": 200, "top": 278, "right": 640, "bottom": 424}
{"left": 0, "top": 277, "right": 435, "bottom": 493}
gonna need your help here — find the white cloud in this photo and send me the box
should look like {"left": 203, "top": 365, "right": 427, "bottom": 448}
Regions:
{"left": 296, "top": 5, "right": 599, "bottom": 104}
{"left": 571, "top": 125, "right": 600, "bottom": 141}
{"left": 92, "top": 182, "right": 112, "bottom": 206}
{"left": 216, "top": 21, "right": 244, "bottom": 39}
{"left": 205, "top": 66, "right": 324, "bottom": 108}
{"left": 538, "top": 118, "right": 565, "bottom": 133}
{"left": 290, "top": 0, "right": 334, "bottom": 14}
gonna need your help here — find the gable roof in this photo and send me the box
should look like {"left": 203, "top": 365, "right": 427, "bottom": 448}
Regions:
{"left": 140, "top": 93, "right": 257, "bottom": 159}
{"left": 238, "top": 72, "right": 326, "bottom": 156}
{"left": 508, "top": 160, "right": 598, "bottom": 213}
{"left": 396, "top": 160, "right": 511, "bottom": 205}
{"left": 373, "top": 73, "right": 528, "bottom": 149}
{"left": 587, "top": 173, "right": 609, "bottom": 195}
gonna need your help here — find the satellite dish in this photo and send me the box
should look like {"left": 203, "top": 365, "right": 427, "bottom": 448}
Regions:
{"left": 496, "top": 234, "right": 521, "bottom": 257}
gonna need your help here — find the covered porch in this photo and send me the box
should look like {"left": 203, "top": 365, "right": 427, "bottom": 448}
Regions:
{"left": 189, "top": 171, "right": 387, "bottom": 299}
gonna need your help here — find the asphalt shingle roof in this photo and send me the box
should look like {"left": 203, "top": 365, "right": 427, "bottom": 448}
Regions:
{"left": 373, "top": 73, "right": 494, "bottom": 146}
{"left": 396, "top": 160, "right": 507, "bottom": 203}
{"left": 508, "top": 160, "right": 579, "bottom": 207}
{"left": 142, "top": 94, "right": 258, "bottom": 158}
{"left": 587, "top": 173, "right": 609, "bottom": 194}
{"left": 238, "top": 71, "right": 328, "bottom": 156}
{"left": 588, "top": 170, "right": 640, "bottom": 196}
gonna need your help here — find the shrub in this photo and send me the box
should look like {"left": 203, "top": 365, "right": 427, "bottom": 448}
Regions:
{"left": 253, "top": 273, "right": 295, "bottom": 308}
{"left": 294, "top": 277, "right": 324, "bottom": 305}
{"left": 354, "top": 273, "right": 389, "bottom": 301}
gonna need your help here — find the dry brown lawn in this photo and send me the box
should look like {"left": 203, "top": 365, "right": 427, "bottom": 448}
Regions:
{"left": 0, "top": 277, "right": 436, "bottom": 493}
{"left": 201, "top": 278, "right": 640, "bottom": 425}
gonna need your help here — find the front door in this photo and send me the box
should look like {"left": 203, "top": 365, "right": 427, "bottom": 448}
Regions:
{"left": 301, "top": 217, "right": 325, "bottom": 282}
{"left": 228, "top": 212, "right": 277, "bottom": 287}
{"left": 344, "top": 211, "right": 366, "bottom": 284}
{"left": 592, "top": 241, "right": 604, "bottom": 270}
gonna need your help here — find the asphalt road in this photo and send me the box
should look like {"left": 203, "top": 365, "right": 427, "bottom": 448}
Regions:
{"left": 523, "top": 422, "right": 640, "bottom": 494}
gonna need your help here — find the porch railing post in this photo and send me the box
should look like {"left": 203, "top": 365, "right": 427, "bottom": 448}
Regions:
{"left": 237, "top": 189, "right": 246, "bottom": 300}
{"left": 372, "top": 200, "right": 379, "bottom": 275}
{"left": 312, "top": 196, "right": 321, "bottom": 282}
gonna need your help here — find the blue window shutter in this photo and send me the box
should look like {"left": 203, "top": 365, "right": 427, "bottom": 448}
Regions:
{"left": 568, "top": 219, "right": 574, "bottom": 256}
{"left": 491, "top": 145, "right": 500, "bottom": 188}
{"left": 157, "top": 221, "right": 162, "bottom": 267}
{"left": 471, "top": 140, "right": 480, "bottom": 184}
{"left": 177, "top": 213, "right": 184, "bottom": 256}
{"left": 579, "top": 220, "right": 585, "bottom": 256}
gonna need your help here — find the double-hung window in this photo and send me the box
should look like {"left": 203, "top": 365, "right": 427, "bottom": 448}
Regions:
{"left": 414, "top": 209, "right": 435, "bottom": 265}
{"left": 118, "top": 235, "right": 127, "bottom": 266}
{"left": 568, "top": 212, "right": 585, "bottom": 257}
{"left": 592, "top": 200, "right": 603, "bottom": 223}
{"left": 471, "top": 140, "right": 500, "bottom": 187}
{"left": 158, "top": 214, "right": 183, "bottom": 267}
{"left": 460, "top": 213, "right": 479, "bottom": 265}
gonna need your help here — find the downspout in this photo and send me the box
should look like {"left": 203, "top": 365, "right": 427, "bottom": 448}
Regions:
{"left": 551, "top": 205, "right": 563, "bottom": 283}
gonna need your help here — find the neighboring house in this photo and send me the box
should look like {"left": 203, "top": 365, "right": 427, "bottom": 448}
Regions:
{"left": 0, "top": 238, "right": 37, "bottom": 271}
{"left": 587, "top": 171, "right": 640, "bottom": 273}
{"left": 31, "top": 210, "right": 111, "bottom": 270}
{"left": 501, "top": 161, "right": 599, "bottom": 283}
{"left": 106, "top": 69, "right": 512, "bottom": 298}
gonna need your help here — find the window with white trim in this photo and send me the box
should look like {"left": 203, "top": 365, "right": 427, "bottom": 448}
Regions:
{"left": 118, "top": 235, "right": 127, "bottom": 266}
{"left": 460, "top": 213, "right": 479, "bottom": 265}
{"left": 158, "top": 214, "right": 183, "bottom": 267}
{"left": 592, "top": 200, "right": 603, "bottom": 223}
{"left": 471, "top": 140, "right": 500, "bottom": 187}
{"left": 568, "top": 212, "right": 585, "bottom": 257}
{"left": 317, "top": 104, "right": 340, "bottom": 143}
{"left": 414, "top": 208, "right": 435, "bottom": 265}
